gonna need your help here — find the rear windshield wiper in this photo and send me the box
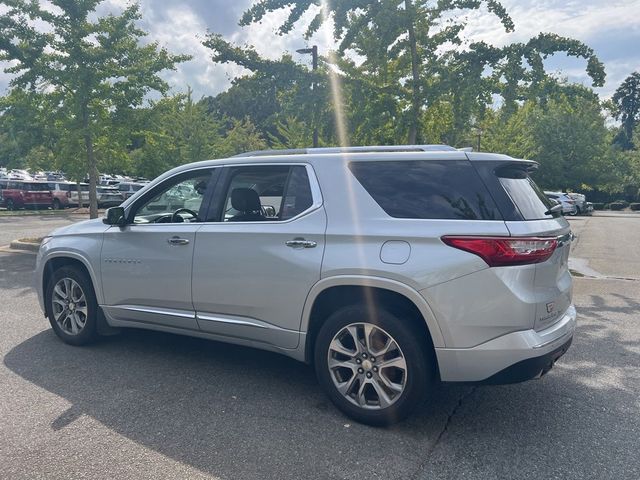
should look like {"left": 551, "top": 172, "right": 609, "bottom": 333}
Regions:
{"left": 545, "top": 203, "right": 563, "bottom": 216}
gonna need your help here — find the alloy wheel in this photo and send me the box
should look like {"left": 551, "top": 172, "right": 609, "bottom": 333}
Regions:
{"left": 327, "top": 322, "right": 407, "bottom": 410}
{"left": 51, "top": 277, "right": 88, "bottom": 335}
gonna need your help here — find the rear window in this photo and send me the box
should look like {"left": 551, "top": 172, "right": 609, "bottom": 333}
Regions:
{"left": 497, "top": 167, "right": 554, "bottom": 220}
{"left": 348, "top": 160, "right": 501, "bottom": 220}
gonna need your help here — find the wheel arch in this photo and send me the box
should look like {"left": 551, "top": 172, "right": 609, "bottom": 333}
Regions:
{"left": 301, "top": 276, "right": 444, "bottom": 364}
{"left": 42, "top": 253, "right": 102, "bottom": 307}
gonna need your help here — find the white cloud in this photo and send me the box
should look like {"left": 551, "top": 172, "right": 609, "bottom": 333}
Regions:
{"left": 460, "top": 0, "right": 640, "bottom": 97}
{"left": 0, "top": 0, "right": 638, "bottom": 99}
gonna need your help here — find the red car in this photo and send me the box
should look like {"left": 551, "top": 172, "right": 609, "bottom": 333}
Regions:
{"left": 0, "top": 181, "right": 54, "bottom": 210}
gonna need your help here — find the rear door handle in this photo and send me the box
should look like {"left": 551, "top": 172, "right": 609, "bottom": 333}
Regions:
{"left": 285, "top": 238, "right": 317, "bottom": 249}
{"left": 168, "top": 236, "right": 190, "bottom": 246}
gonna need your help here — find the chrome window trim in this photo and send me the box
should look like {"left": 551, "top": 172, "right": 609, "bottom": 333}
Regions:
{"left": 124, "top": 162, "right": 323, "bottom": 227}
{"left": 124, "top": 165, "right": 219, "bottom": 225}
{"left": 211, "top": 163, "right": 323, "bottom": 225}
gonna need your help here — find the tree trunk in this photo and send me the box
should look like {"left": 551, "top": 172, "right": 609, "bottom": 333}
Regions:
{"left": 81, "top": 105, "right": 99, "bottom": 219}
{"left": 405, "top": 0, "right": 421, "bottom": 145}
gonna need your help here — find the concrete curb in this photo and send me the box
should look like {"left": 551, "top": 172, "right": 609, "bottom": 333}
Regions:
{"left": 9, "top": 239, "right": 42, "bottom": 252}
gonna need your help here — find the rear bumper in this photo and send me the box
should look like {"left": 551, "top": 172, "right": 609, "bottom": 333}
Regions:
{"left": 435, "top": 305, "right": 576, "bottom": 382}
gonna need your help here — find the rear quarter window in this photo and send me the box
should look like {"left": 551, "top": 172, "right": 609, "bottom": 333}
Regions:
{"left": 497, "top": 167, "right": 554, "bottom": 220}
{"left": 348, "top": 160, "right": 501, "bottom": 220}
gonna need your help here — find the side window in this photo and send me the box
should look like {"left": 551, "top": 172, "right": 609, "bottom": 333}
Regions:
{"left": 281, "top": 166, "right": 314, "bottom": 220}
{"left": 349, "top": 160, "right": 502, "bottom": 220}
{"left": 221, "top": 165, "right": 315, "bottom": 222}
{"left": 132, "top": 170, "right": 214, "bottom": 224}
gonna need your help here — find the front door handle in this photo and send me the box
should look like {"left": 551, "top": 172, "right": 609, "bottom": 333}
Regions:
{"left": 168, "top": 236, "right": 190, "bottom": 246}
{"left": 286, "top": 238, "right": 317, "bottom": 249}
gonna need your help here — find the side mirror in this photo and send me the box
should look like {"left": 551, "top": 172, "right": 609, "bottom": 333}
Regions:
{"left": 103, "top": 206, "right": 126, "bottom": 226}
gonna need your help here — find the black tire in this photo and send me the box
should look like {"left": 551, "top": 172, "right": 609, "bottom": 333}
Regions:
{"left": 44, "top": 266, "right": 100, "bottom": 346}
{"left": 314, "top": 305, "right": 432, "bottom": 426}
{"left": 6, "top": 199, "right": 15, "bottom": 211}
{"left": 52, "top": 198, "right": 62, "bottom": 210}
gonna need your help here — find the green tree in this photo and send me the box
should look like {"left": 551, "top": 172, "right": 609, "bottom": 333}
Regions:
{"left": 0, "top": 89, "right": 58, "bottom": 169}
{"left": 129, "top": 90, "right": 222, "bottom": 179}
{"left": 483, "top": 94, "right": 614, "bottom": 192}
{"left": 612, "top": 72, "right": 640, "bottom": 150}
{"left": 201, "top": 36, "right": 326, "bottom": 144}
{"left": 0, "top": 0, "right": 189, "bottom": 217}
{"left": 239, "top": 0, "right": 604, "bottom": 145}
{"left": 215, "top": 118, "right": 268, "bottom": 157}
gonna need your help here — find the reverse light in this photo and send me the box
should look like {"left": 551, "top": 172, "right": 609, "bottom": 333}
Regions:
{"left": 441, "top": 236, "right": 558, "bottom": 267}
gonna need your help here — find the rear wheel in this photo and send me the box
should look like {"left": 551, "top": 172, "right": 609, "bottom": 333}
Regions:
{"left": 45, "top": 266, "right": 100, "bottom": 346}
{"left": 314, "top": 305, "right": 432, "bottom": 426}
{"left": 6, "top": 199, "right": 15, "bottom": 211}
{"left": 52, "top": 198, "right": 62, "bottom": 210}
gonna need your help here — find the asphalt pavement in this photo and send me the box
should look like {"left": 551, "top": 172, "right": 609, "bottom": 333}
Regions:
{"left": 0, "top": 214, "right": 78, "bottom": 247}
{"left": 0, "top": 214, "right": 638, "bottom": 479}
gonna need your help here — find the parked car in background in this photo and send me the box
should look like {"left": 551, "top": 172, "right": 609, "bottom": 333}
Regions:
{"left": 117, "top": 182, "right": 144, "bottom": 199}
{"left": 47, "top": 182, "right": 73, "bottom": 209}
{"left": 585, "top": 202, "right": 594, "bottom": 214}
{"left": 545, "top": 192, "right": 577, "bottom": 215}
{"left": 8, "top": 169, "right": 32, "bottom": 181}
{"left": 0, "top": 181, "right": 53, "bottom": 210}
{"left": 97, "top": 186, "right": 124, "bottom": 208}
{"left": 68, "top": 183, "right": 90, "bottom": 207}
{"left": 567, "top": 193, "right": 589, "bottom": 215}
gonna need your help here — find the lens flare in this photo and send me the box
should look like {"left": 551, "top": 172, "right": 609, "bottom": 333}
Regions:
{"left": 320, "top": 0, "right": 378, "bottom": 320}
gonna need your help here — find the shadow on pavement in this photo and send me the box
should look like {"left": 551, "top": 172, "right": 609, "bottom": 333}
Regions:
{"left": 3, "top": 328, "right": 461, "bottom": 480}
{"left": 2, "top": 249, "right": 638, "bottom": 479}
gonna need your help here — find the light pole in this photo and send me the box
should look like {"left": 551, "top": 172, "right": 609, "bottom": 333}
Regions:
{"left": 296, "top": 45, "right": 318, "bottom": 148}
{"left": 473, "top": 126, "right": 483, "bottom": 152}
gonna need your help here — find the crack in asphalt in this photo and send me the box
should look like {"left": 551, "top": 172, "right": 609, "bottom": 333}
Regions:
{"left": 412, "top": 386, "right": 477, "bottom": 479}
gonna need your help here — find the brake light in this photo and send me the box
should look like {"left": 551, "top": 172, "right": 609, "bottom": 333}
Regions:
{"left": 66, "top": 191, "right": 71, "bottom": 198}
{"left": 441, "top": 236, "right": 558, "bottom": 267}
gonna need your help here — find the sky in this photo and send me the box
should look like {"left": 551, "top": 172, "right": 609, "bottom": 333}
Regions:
{"left": 1, "top": 0, "right": 639, "bottom": 100}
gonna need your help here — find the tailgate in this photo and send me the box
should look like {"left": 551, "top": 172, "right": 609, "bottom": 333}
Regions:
{"left": 506, "top": 218, "right": 573, "bottom": 331}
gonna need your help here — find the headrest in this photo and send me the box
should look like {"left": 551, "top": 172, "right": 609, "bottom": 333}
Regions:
{"left": 231, "top": 188, "right": 261, "bottom": 212}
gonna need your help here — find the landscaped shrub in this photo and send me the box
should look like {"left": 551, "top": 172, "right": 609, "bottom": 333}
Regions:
{"left": 614, "top": 199, "right": 630, "bottom": 208}
{"left": 630, "top": 203, "right": 640, "bottom": 211}
{"left": 609, "top": 202, "right": 626, "bottom": 211}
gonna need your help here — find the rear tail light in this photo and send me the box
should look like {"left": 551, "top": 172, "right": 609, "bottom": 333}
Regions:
{"left": 441, "top": 236, "right": 558, "bottom": 267}
{"left": 66, "top": 191, "right": 71, "bottom": 198}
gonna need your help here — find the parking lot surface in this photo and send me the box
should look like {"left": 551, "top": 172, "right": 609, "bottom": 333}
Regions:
{"left": 0, "top": 214, "right": 638, "bottom": 479}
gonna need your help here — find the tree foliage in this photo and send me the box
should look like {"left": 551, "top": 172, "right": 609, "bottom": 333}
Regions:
{"left": 0, "top": 1, "right": 637, "bottom": 207}
{"left": 0, "top": 0, "right": 189, "bottom": 217}
{"left": 236, "top": 0, "right": 605, "bottom": 145}
{"left": 612, "top": 72, "right": 640, "bottom": 150}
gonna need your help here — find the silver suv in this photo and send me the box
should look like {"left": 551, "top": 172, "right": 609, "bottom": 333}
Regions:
{"left": 35, "top": 146, "right": 576, "bottom": 425}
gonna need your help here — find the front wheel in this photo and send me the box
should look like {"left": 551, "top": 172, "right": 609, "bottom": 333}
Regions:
{"left": 45, "top": 266, "right": 100, "bottom": 346}
{"left": 314, "top": 305, "right": 432, "bottom": 426}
